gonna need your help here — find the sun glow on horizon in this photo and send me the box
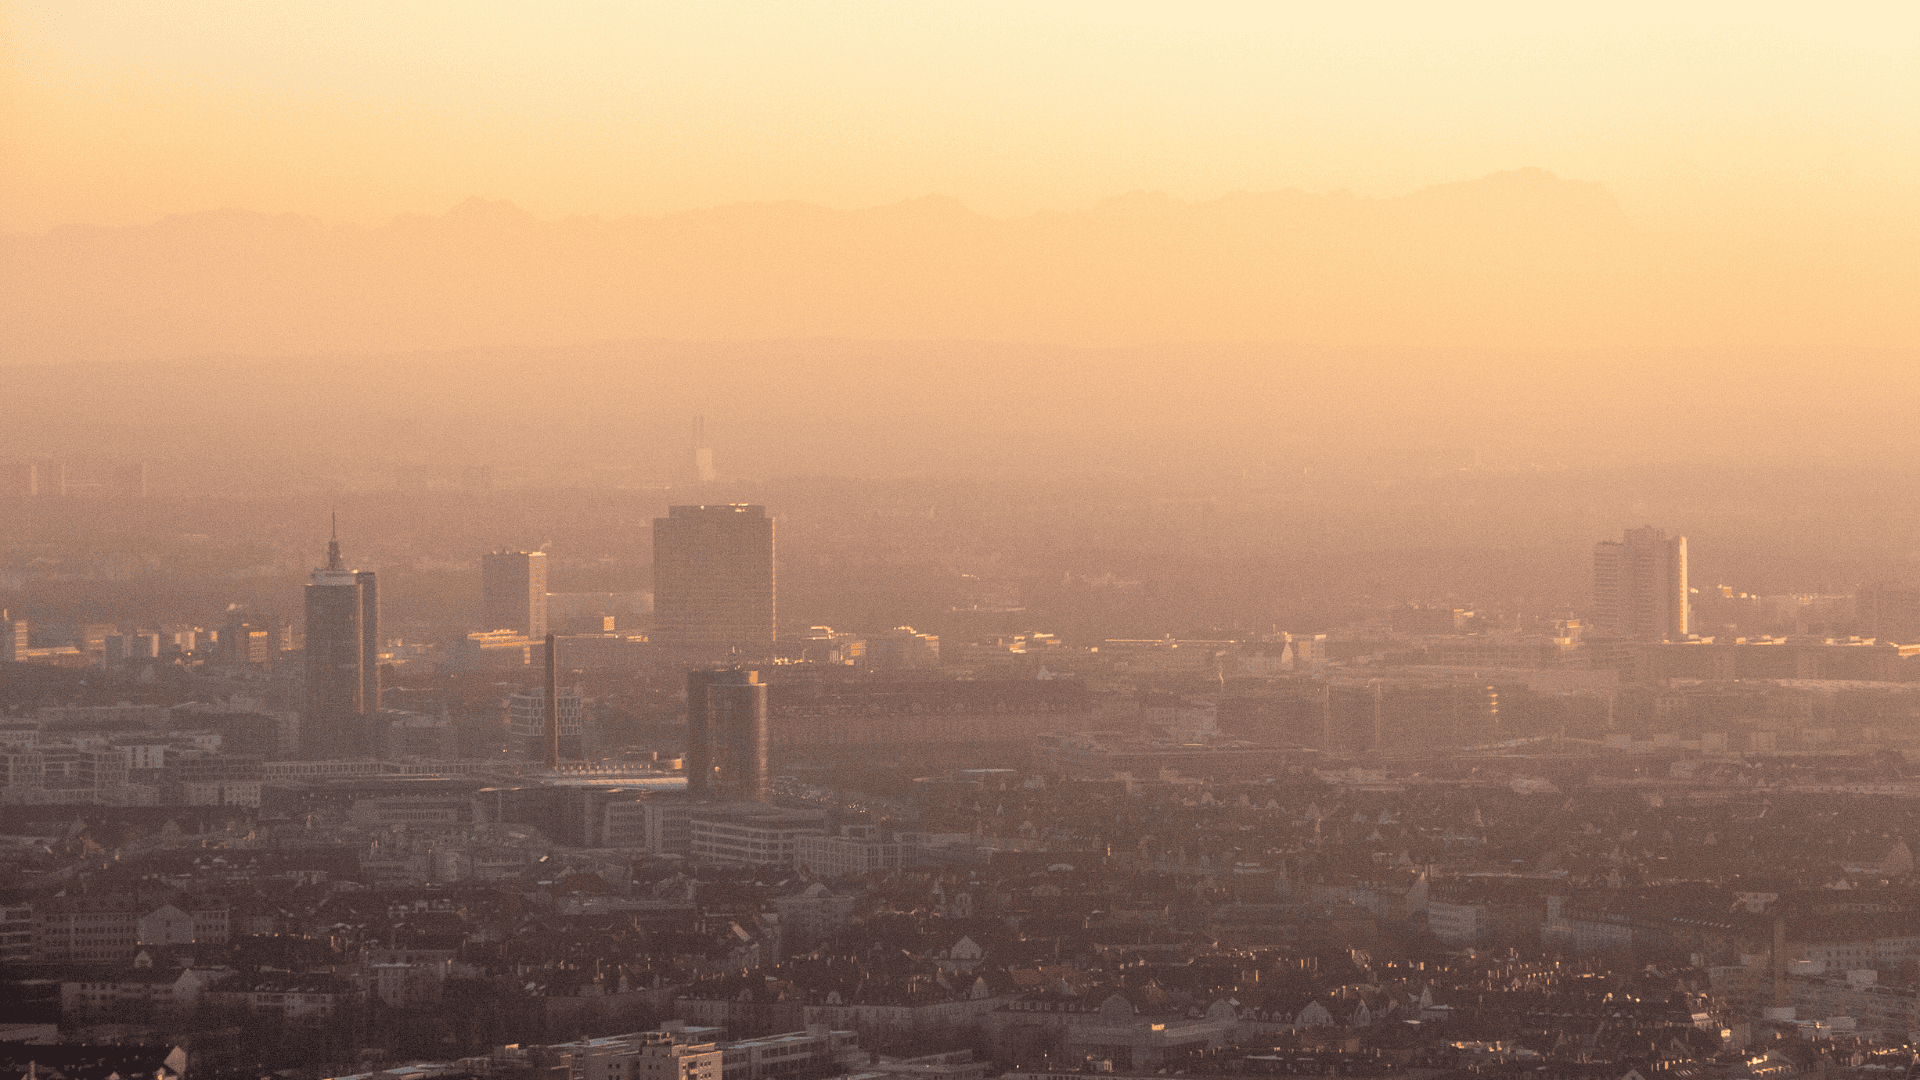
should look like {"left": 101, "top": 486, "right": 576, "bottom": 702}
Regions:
{"left": 3, "top": 4, "right": 1916, "bottom": 243}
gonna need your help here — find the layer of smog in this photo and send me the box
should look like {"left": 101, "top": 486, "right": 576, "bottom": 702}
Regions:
{"left": 5, "top": 9, "right": 1920, "bottom": 1080}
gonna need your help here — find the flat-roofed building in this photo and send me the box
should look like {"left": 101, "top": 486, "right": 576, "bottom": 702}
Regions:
{"left": 653, "top": 505, "right": 774, "bottom": 659}
{"left": 687, "top": 669, "right": 768, "bottom": 801}
{"left": 795, "top": 829, "right": 919, "bottom": 879}
{"left": 550, "top": 1030, "right": 722, "bottom": 1080}
{"left": 482, "top": 549, "right": 549, "bottom": 639}
{"left": 689, "top": 807, "right": 825, "bottom": 867}
{"left": 34, "top": 895, "right": 140, "bottom": 962}
{"left": 1593, "top": 526, "right": 1688, "bottom": 641}
{"left": 719, "top": 1027, "right": 862, "bottom": 1080}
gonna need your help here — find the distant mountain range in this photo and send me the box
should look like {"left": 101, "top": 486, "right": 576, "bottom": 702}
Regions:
{"left": 5, "top": 168, "right": 1914, "bottom": 364}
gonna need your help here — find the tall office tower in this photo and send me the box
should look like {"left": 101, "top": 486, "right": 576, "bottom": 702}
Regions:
{"left": 1592, "top": 526, "right": 1688, "bottom": 641}
{"left": 686, "top": 669, "right": 768, "bottom": 802}
{"left": 653, "top": 504, "right": 775, "bottom": 658}
{"left": 692, "top": 415, "right": 716, "bottom": 485}
{"left": 303, "top": 527, "right": 380, "bottom": 757}
{"left": 482, "top": 550, "right": 549, "bottom": 638}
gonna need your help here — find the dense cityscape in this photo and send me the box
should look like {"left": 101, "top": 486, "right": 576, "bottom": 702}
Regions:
{"left": 6, "top": 10, "right": 1915, "bottom": 1080}
{"left": 7, "top": 447, "right": 1920, "bottom": 1080}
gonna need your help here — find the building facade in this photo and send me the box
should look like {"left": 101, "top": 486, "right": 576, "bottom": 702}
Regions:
{"left": 508, "top": 684, "right": 585, "bottom": 760}
{"left": 1593, "top": 526, "right": 1688, "bottom": 641}
{"left": 483, "top": 549, "right": 549, "bottom": 639}
{"left": 552, "top": 1030, "right": 722, "bottom": 1080}
{"left": 689, "top": 808, "right": 826, "bottom": 867}
{"left": 34, "top": 895, "right": 140, "bottom": 961}
{"left": 794, "top": 830, "right": 919, "bottom": 879}
{"left": 304, "top": 531, "right": 379, "bottom": 757}
{"left": 653, "top": 505, "right": 775, "bottom": 658}
{"left": 686, "top": 669, "right": 769, "bottom": 803}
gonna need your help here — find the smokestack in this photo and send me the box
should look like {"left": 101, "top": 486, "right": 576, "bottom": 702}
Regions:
{"left": 545, "top": 632, "right": 560, "bottom": 771}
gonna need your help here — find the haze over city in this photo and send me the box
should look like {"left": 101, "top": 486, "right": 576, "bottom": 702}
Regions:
{"left": 6, "top": 8, "right": 1920, "bottom": 1080}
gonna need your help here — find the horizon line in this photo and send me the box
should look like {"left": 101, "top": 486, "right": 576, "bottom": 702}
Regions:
{"left": 2, "top": 167, "right": 1598, "bottom": 237}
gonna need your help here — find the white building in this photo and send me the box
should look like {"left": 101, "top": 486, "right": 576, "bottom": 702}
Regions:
{"left": 795, "top": 829, "right": 919, "bottom": 879}
{"left": 550, "top": 1030, "right": 723, "bottom": 1080}
{"left": 689, "top": 808, "right": 825, "bottom": 867}
{"left": 719, "top": 1026, "right": 862, "bottom": 1080}
{"left": 1425, "top": 899, "right": 1488, "bottom": 944}
{"left": 137, "top": 901, "right": 230, "bottom": 946}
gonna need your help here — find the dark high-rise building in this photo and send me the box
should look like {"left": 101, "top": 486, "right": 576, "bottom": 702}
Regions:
{"left": 684, "top": 670, "right": 716, "bottom": 798}
{"left": 653, "top": 504, "right": 775, "bottom": 658}
{"left": 686, "top": 668, "right": 768, "bottom": 802}
{"left": 1593, "top": 526, "right": 1688, "bottom": 641}
{"left": 303, "top": 528, "right": 379, "bottom": 757}
{"left": 482, "top": 549, "right": 548, "bottom": 639}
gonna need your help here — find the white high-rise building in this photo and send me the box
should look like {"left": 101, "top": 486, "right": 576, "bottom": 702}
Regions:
{"left": 1593, "top": 527, "right": 1688, "bottom": 640}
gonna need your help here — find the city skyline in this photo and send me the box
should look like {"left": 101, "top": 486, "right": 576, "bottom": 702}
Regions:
{"left": 5, "top": 8, "right": 1920, "bottom": 1076}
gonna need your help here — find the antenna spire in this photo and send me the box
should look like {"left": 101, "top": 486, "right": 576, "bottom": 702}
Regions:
{"left": 326, "top": 512, "right": 344, "bottom": 570}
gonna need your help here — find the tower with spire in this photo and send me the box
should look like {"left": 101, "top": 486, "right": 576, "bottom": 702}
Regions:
{"left": 303, "top": 516, "right": 379, "bottom": 757}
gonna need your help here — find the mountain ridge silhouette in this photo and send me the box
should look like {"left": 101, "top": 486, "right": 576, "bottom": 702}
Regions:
{"left": 4, "top": 169, "right": 1913, "bottom": 363}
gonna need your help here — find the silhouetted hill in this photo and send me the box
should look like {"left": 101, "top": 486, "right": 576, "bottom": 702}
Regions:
{"left": 5, "top": 169, "right": 1914, "bottom": 364}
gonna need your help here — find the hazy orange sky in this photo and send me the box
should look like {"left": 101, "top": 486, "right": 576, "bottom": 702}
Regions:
{"left": 4, "top": 4, "right": 1916, "bottom": 242}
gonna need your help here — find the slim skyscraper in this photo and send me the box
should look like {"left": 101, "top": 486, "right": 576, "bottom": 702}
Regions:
{"left": 653, "top": 504, "right": 775, "bottom": 658}
{"left": 304, "top": 525, "right": 379, "bottom": 757}
{"left": 482, "top": 549, "right": 548, "bottom": 639}
{"left": 1593, "top": 526, "right": 1688, "bottom": 641}
{"left": 685, "top": 668, "right": 768, "bottom": 802}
